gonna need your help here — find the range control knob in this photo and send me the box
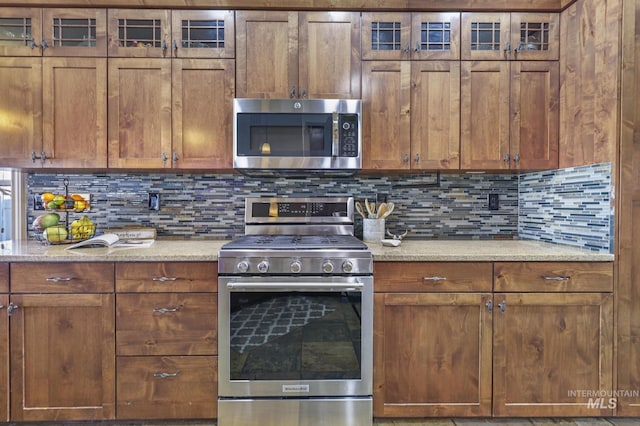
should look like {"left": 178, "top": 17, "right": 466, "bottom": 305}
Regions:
{"left": 342, "top": 260, "right": 354, "bottom": 273}
{"left": 290, "top": 260, "right": 302, "bottom": 274}
{"left": 322, "top": 260, "right": 334, "bottom": 274}
{"left": 236, "top": 260, "right": 250, "bottom": 273}
{"left": 257, "top": 260, "right": 269, "bottom": 273}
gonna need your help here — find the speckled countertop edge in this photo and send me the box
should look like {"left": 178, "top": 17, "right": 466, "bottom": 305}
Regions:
{"left": 0, "top": 239, "right": 613, "bottom": 262}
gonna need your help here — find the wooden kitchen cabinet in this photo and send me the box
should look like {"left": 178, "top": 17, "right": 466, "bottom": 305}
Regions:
{"left": 115, "top": 262, "right": 217, "bottom": 420}
{"left": 461, "top": 12, "right": 559, "bottom": 61}
{"left": 362, "top": 60, "right": 460, "bottom": 170}
{"left": 362, "top": 12, "right": 460, "bottom": 61}
{"left": 9, "top": 262, "right": 115, "bottom": 422}
{"left": 0, "top": 8, "right": 107, "bottom": 168}
{"left": 373, "top": 262, "right": 493, "bottom": 417}
{"left": 0, "top": 264, "right": 8, "bottom": 422}
{"left": 492, "top": 261, "right": 614, "bottom": 417}
{"left": 235, "top": 10, "right": 360, "bottom": 99}
{"left": 460, "top": 60, "right": 559, "bottom": 170}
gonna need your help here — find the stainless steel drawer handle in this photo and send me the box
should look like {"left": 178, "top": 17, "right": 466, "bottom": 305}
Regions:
{"left": 153, "top": 307, "right": 180, "bottom": 314}
{"left": 542, "top": 276, "right": 570, "bottom": 281}
{"left": 152, "top": 276, "right": 177, "bottom": 282}
{"left": 423, "top": 276, "right": 447, "bottom": 282}
{"left": 46, "top": 276, "right": 74, "bottom": 282}
{"left": 153, "top": 370, "right": 180, "bottom": 379}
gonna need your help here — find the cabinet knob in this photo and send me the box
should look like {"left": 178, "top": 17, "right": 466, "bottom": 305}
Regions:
{"left": 7, "top": 303, "right": 18, "bottom": 316}
{"left": 503, "top": 154, "right": 510, "bottom": 164}
{"left": 414, "top": 153, "right": 420, "bottom": 164}
{"left": 172, "top": 152, "right": 179, "bottom": 163}
{"left": 41, "top": 39, "right": 49, "bottom": 51}
{"left": 403, "top": 154, "right": 409, "bottom": 163}
{"left": 414, "top": 41, "right": 421, "bottom": 53}
{"left": 29, "top": 38, "right": 39, "bottom": 49}
{"left": 503, "top": 42, "right": 511, "bottom": 59}
{"left": 290, "top": 85, "right": 297, "bottom": 98}
{"left": 173, "top": 39, "right": 178, "bottom": 52}
{"left": 498, "top": 300, "right": 507, "bottom": 313}
{"left": 161, "top": 152, "right": 168, "bottom": 163}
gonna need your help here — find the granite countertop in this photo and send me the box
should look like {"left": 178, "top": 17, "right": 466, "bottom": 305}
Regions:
{"left": 0, "top": 239, "right": 614, "bottom": 262}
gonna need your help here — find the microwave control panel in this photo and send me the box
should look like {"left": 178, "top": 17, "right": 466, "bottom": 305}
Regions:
{"left": 339, "top": 114, "right": 359, "bottom": 157}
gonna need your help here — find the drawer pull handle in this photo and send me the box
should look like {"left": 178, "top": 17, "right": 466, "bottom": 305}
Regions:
{"left": 152, "top": 276, "right": 177, "bottom": 282}
{"left": 7, "top": 303, "right": 18, "bottom": 315}
{"left": 153, "top": 370, "right": 180, "bottom": 379}
{"left": 46, "top": 276, "right": 74, "bottom": 282}
{"left": 542, "top": 276, "right": 570, "bottom": 281}
{"left": 0, "top": 305, "right": 4, "bottom": 309}
{"left": 423, "top": 276, "right": 447, "bottom": 282}
{"left": 153, "top": 307, "right": 180, "bottom": 314}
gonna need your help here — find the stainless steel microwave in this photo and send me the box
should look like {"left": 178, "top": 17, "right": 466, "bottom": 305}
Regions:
{"left": 233, "top": 98, "right": 362, "bottom": 175}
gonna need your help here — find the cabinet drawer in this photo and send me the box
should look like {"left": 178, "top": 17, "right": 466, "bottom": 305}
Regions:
{"left": 11, "top": 262, "right": 114, "bottom": 293}
{"left": 374, "top": 262, "right": 492, "bottom": 292}
{"left": 116, "top": 293, "right": 217, "bottom": 355}
{"left": 494, "top": 262, "right": 613, "bottom": 292}
{"left": 116, "top": 262, "right": 217, "bottom": 292}
{"left": 0, "top": 263, "right": 7, "bottom": 293}
{"left": 116, "top": 355, "right": 217, "bottom": 420}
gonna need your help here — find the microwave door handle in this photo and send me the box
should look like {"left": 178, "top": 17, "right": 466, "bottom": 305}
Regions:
{"left": 226, "top": 282, "right": 364, "bottom": 292}
{"left": 332, "top": 112, "right": 340, "bottom": 157}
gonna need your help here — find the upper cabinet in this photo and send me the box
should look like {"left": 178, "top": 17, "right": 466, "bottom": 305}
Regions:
{"left": 362, "top": 12, "right": 460, "bottom": 61}
{"left": 0, "top": 8, "right": 107, "bottom": 168}
{"left": 235, "top": 11, "right": 361, "bottom": 99}
{"left": 461, "top": 12, "right": 559, "bottom": 61}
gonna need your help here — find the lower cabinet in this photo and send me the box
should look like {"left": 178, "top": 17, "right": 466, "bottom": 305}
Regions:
{"left": 9, "top": 262, "right": 116, "bottom": 421}
{"left": 373, "top": 261, "right": 614, "bottom": 418}
{"left": 115, "top": 262, "right": 218, "bottom": 420}
{"left": 373, "top": 262, "right": 494, "bottom": 417}
{"left": 0, "top": 263, "right": 8, "bottom": 422}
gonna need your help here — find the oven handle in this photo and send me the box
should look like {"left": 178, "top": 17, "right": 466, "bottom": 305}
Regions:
{"left": 226, "top": 282, "right": 364, "bottom": 292}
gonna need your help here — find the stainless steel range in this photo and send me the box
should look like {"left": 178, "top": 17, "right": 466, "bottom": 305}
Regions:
{"left": 217, "top": 197, "right": 373, "bottom": 426}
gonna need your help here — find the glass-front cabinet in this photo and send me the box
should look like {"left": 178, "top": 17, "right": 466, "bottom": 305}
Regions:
{"left": 461, "top": 12, "right": 559, "bottom": 60}
{"left": 362, "top": 12, "right": 460, "bottom": 60}
{"left": 0, "top": 8, "right": 41, "bottom": 56}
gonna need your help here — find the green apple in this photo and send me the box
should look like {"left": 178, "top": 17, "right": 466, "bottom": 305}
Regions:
{"left": 44, "top": 225, "right": 68, "bottom": 243}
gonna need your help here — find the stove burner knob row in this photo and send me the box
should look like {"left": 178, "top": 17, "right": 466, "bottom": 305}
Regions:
{"left": 290, "top": 260, "right": 302, "bottom": 274}
{"left": 257, "top": 260, "right": 270, "bottom": 273}
{"left": 322, "top": 260, "right": 334, "bottom": 274}
{"left": 236, "top": 260, "right": 250, "bottom": 273}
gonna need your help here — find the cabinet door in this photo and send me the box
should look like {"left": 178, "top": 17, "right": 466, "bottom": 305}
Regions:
{"left": 411, "top": 12, "right": 460, "bottom": 60}
{"left": 362, "top": 60, "right": 411, "bottom": 170}
{"left": 510, "top": 12, "right": 559, "bottom": 60}
{"left": 172, "top": 58, "right": 234, "bottom": 169}
{"left": 107, "top": 9, "right": 171, "bottom": 58}
{"left": 460, "top": 60, "right": 510, "bottom": 170}
{"left": 42, "top": 57, "right": 107, "bottom": 168}
{"left": 235, "top": 11, "right": 298, "bottom": 98}
{"left": 461, "top": 12, "right": 510, "bottom": 60}
{"left": 10, "top": 293, "right": 115, "bottom": 421}
{"left": 0, "top": 293, "right": 7, "bottom": 422}
{"left": 41, "top": 8, "right": 107, "bottom": 57}
{"left": 0, "top": 8, "right": 42, "bottom": 56}
{"left": 374, "top": 292, "right": 493, "bottom": 417}
{"left": 361, "top": 12, "right": 411, "bottom": 61}
{"left": 0, "top": 57, "right": 42, "bottom": 168}
{"left": 493, "top": 292, "right": 613, "bottom": 417}
{"left": 411, "top": 61, "right": 460, "bottom": 169}
{"left": 299, "top": 11, "right": 361, "bottom": 99}
{"left": 117, "top": 355, "right": 217, "bottom": 419}
{"left": 108, "top": 58, "right": 172, "bottom": 168}
{"left": 510, "top": 61, "right": 559, "bottom": 170}
{"left": 171, "top": 10, "right": 234, "bottom": 59}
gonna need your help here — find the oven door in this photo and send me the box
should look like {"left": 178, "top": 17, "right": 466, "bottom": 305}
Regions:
{"left": 218, "top": 276, "right": 373, "bottom": 398}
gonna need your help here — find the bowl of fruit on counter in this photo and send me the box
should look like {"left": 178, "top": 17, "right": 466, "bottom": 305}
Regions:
{"left": 33, "top": 213, "right": 97, "bottom": 245}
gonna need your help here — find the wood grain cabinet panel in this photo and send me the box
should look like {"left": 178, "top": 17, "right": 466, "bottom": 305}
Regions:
{"left": 374, "top": 292, "right": 493, "bottom": 417}
{"left": 115, "top": 262, "right": 217, "bottom": 292}
{"left": 493, "top": 292, "right": 613, "bottom": 416}
{"left": 116, "top": 292, "right": 217, "bottom": 356}
{"left": 117, "top": 355, "right": 217, "bottom": 419}
{"left": 494, "top": 262, "right": 613, "bottom": 292}
{"left": 10, "top": 293, "right": 115, "bottom": 421}
{"left": 10, "top": 262, "right": 114, "bottom": 293}
{"left": 374, "top": 261, "right": 492, "bottom": 292}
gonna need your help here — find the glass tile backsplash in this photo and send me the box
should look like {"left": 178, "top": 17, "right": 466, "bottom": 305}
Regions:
{"left": 26, "top": 163, "right": 613, "bottom": 252}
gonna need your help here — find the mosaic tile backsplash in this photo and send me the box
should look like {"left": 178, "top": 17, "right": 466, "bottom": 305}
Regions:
{"left": 26, "top": 163, "right": 613, "bottom": 252}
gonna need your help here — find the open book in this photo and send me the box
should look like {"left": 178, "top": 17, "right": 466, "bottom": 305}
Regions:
{"left": 65, "top": 233, "right": 155, "bottom": 250}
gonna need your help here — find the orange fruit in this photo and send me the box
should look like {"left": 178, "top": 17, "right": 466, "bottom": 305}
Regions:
{"left": 70, "top": 194, "right": 85, "bottom": 201}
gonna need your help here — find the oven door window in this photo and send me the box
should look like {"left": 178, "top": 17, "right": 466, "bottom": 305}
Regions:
{"left": 229, "top": 291, "right": 362, "bottom": 381}
{"left": 236, "top": 113, "right": 333, "bottom": 157}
